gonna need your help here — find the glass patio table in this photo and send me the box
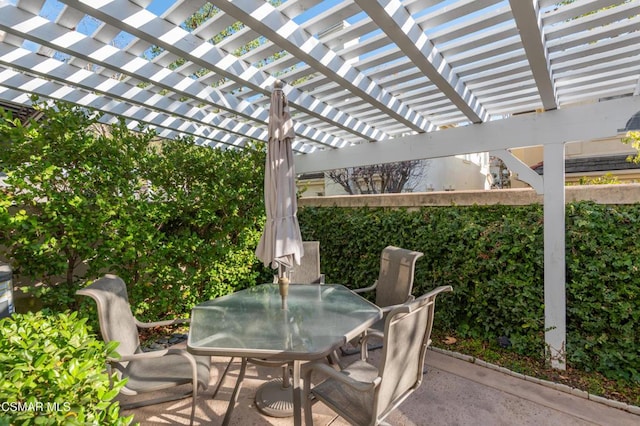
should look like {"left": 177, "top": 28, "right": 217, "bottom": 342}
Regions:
{"left": 187, "top": 283, "right": 382, "bottom": 426}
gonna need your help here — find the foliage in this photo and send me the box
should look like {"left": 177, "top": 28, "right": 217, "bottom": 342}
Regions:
{"left": 0, "top": 99, "right": 269, "bottom": 320}
{"left": 0, "top": 310, "right": 132, "bottom": 425}
{"left": 573, "top": 173, "right": 621, "bottom": 185}
{"left": 0, "top": 99, "right": 156, "bottom": 307}
{"left": 623, "top": 130, "right": 640, "bottom": 164}
{"left": 298, "top": 202, "right": 640, "bottom": 383}
{"left": 121, "top": 138, "right": 267, "bottom": 320}
{"left": 565, "top": 203, "right": 640, "bottom": 383}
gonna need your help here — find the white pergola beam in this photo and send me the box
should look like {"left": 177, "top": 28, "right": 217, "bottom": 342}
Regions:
{"left": 296, "top": 96, "right": 640, "bottom": 173}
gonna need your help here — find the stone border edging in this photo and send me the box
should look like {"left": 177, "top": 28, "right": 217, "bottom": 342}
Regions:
{"left": 428, "top": 346, "right": 640, "bottom": 416}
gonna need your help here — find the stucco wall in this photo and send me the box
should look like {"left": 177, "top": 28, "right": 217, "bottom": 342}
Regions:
{"left": 298, "top": 184, "right": 640, "bottom": 208}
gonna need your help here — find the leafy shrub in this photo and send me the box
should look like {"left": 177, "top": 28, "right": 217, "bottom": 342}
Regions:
{"left": 121, "top": 139, "right": 268, "bottom": 320}
{"left": 0, "top": 99, "right": 156, "bottom": 308}
{"left": 0, "top": 310, "right": 132, "bottom": 425}
{"left": 0, "top": 99, "right": 269, "bottom": 320}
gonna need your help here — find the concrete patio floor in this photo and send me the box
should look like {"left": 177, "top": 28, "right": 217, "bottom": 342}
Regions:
{"left": 120, "top": 348, "right": 640, "bottom": 426}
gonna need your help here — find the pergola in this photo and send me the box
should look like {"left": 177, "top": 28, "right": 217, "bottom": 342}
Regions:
{"left": 1, "top": 0, "right": 639, "bottom": 368}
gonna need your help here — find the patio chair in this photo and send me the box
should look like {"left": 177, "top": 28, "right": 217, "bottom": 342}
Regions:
{"left": 272, "top": 241, "right": 325, "bottom": 284}
{"left": 76, "top": 274, "right": 225, "bottom": 426}
{"left": 342, "top": 245, "right": 424, "bottom": 355}
{"left": 303, "top": 285, "right": 453, "bottom": 426}
{"left": 292, "top": 241, "right": 325, "bottom": 284}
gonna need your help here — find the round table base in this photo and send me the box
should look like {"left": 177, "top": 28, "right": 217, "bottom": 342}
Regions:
{"left": 255, "top": 377, "right": 294, "bottom": 418}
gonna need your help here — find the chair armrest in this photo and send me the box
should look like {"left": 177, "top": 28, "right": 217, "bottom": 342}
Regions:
{"left": 135, "top": 318, "right": 190, "bottom": 329}
{"left": 359, "top": 331, "right": 384, "bottom": 360}
{"left": 379, "top": 295, "right": 415, "bottom": 313}
{"left": 110, "top": 349, "right": 200, "bottom": 384}
{"left": 306, "top": 362, "right": 380, "bottom": 393}
{"left": 360, "top": 331, "right": 383, "bottom": 346}
{"left": 353, "top": 279, "right": 378, "bottom": 294}
{"left": 110, "top": 347, "right": 199, "bottom": 362}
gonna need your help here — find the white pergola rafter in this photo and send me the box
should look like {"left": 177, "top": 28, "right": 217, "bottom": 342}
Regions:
{"left": 61, "top": 0, "right": 386, "bottom": 145}
{"left": 355, "top": 0, "right": 487, "bottom": 124}
{"left": 210, "top": 0, "right": 435, "bottom": 134}
{"left": 0, "top": 67, "right": 247, "bottom": 149}
{"left": 0, "top": 45, "right": 271, "bottom": 144}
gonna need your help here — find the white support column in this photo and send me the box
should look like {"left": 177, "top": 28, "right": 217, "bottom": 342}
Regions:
{"left": 543, "top": 142, "right": 566, "bottom": 369}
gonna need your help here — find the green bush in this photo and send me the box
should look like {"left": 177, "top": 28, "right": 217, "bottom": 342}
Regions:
{"left": 298, "top": 202, "right": 639, "bottom": 383}
{"left": 0, "top": 99, "right": 157, "bottom": 308}
{"left": 0, "top": 310, "right": 132, "bottom": 425}
{"left": 121, "top": 139, "right": 268, "bottom": 320}
{"left": 0, "top": 99, "right": 269, "bottom": 320}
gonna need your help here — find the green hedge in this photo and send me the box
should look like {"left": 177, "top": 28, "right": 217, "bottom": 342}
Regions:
{"left": 0, "top": 310, "right": 132, "bottom": 425}
{"left": 298, "top": 203, "right": 640, "bottom": 383}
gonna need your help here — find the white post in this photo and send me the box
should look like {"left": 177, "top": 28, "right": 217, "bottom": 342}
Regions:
{"left": 543, "top": 142, "right": 566, "bottom": 369}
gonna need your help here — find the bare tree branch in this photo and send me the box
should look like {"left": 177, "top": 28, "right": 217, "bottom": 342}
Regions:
{"left": 327, "top": 160, "right": 427, "bottom": 194}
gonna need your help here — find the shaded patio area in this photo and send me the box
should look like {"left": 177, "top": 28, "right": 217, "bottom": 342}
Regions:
{"left": 120, "top": 348, "right": 640, "bottom": 426}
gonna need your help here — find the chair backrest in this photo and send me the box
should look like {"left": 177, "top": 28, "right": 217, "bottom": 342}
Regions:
{"left": 375, "top": 246, "right": 424, "bottom": 307}
{"left": 76, "top": 274, "right": 141, "bottom": 356}
{"left": 374, "top": 285, "right": 452, "bottom": 423}
{"left": 289, "top": 241, "right": 322, "bottom": 284}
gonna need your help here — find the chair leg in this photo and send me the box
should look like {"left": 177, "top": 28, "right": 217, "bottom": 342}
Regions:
{"left": 120, "top": 392, "right": 194, "bottom": 410}
{"left": 303, "top": 369, "right": 315, "bottom": 425}
{"left": 190, "top": 382, "right": 197, "bottom": 425}
{"left": 327, "top": 350, "right": 341, "bottom": 368}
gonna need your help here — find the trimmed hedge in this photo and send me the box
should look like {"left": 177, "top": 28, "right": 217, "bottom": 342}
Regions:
{"left": 298, "top": 202, "right": 640, "bottom": 383}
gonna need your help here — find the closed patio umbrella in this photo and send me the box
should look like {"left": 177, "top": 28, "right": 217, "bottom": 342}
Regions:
{"left": 256, "top": 79, "right": 304, "bottom": 307}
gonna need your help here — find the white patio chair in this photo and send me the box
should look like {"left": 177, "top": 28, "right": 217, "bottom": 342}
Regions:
{"left": 342, "top": 245, "right": 424, "bottom": 355}
{"left": 303, "top": 285, "right": 452, "bottom": 426}
{"left": 76, "top": 274, "right": 230, "bottom": 426}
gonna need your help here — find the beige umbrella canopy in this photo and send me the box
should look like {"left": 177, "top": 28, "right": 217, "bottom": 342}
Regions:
{"left": 256, "top": 80, "right": 304, "bottom": 283}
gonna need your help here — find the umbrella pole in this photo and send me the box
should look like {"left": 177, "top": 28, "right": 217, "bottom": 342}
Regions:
{"left": 278, "top": 264, "right": 289, "bottom": 310}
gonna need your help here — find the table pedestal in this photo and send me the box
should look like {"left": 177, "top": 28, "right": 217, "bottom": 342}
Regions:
{"left": 255, "top": 377, "right": 294, "bottom": 417}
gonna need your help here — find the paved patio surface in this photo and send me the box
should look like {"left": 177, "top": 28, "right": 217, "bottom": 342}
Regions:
{"left": 120, "top": 349, "right": 640, "bottom": 426}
